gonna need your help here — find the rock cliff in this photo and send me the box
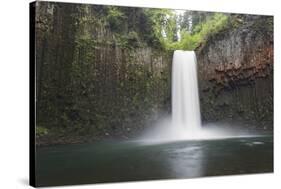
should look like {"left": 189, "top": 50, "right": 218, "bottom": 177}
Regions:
{"left": 196, "top": 15, "right": 273, "bottom": 129}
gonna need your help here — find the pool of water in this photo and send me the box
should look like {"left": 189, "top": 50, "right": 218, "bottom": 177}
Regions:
{"left": 35, "top": 135, "right": 273, "bottom": 186}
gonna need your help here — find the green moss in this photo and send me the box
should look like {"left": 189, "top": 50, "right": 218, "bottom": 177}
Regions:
{"left": 36, "top": 126, "right": 49, "bottom": 137}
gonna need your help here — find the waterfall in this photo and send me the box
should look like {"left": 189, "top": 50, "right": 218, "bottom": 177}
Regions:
{"left": 140, "top": 50, "right": 211, "bottom": 142}
{"left": 140, "top": 50, "right": 250, "bottom": 143}
{"left": 172, "top": 50, "right": 201, "bottom": 133}
{"left": 141, "top": 50, "right": 253, "bottom": 145}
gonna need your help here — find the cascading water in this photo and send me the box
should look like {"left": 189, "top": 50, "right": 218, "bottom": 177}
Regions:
{"left": 172, "top": 50, "right": 201, "bottom": 136}
{"left": 141, "top": 50, "right": 254, "bottom": 143}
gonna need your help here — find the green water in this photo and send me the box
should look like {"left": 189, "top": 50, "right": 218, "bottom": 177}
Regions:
{"left": 36, "top": 135, "right": 273, "bottom": 186}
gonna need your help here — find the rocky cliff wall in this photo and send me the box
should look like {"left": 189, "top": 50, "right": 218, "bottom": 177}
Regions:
{"left": 35, "top": 2, "right": 172, "bottom": 144}
{"left": 196, "top": 15, "right": 273, "bottom": 129}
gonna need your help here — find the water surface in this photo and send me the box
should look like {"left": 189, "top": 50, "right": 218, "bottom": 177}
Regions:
{"left": 36, "top": 135, "right": 273, "bottom": 186}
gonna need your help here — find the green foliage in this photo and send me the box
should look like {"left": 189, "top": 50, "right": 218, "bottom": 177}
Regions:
{"left": 36, "top": 126, "right": 49, "bottom": 137}
{"left": 193, "top": 13, "right": 229, "bottom": 40}
{"left": 114, "top": 31, "right": 141, "bottom": 49}
{"left": 175, "top": 32, "right": 201, "bottom": 50}
{"left": 143, "top": 9, "right": 175, "bottom": 48}
{"left": 164, "top": 13, "right": 229, "bottom": 50}
{"left": 106, "top": 6, "right": 126, "bottom": 32}
{"left": 127, "top": 31, "right": 141, "bottom": 47}
{"left": 139, "top": 10, "right": 229, "bottom": 51}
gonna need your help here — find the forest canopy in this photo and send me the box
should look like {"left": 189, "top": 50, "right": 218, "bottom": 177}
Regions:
{"left": 141, "top": 9, "right": 229, "bottom": 50}
{"left": 103, "top": 7, "right": 230, "bottom": 50}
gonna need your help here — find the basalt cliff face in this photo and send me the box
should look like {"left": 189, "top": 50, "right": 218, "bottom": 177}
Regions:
{"left": 35, "top": 2, "right": 172, "bottom": 145}
{"left": 196, "top": 15, "right": 273, "bottom": 129}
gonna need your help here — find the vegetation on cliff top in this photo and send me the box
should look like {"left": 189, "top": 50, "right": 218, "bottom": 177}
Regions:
{"left": 163, "top": 13, "right": 229, "bottom": 50}
{"left": 73, "top": 5, "right": 230, "bottom": 51}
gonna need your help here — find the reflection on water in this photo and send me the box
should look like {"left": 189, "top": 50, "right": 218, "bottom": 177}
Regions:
{"left": 36, "top": 135, "right": 273, "bottom": 187}
{"left": 165, "top": 145, "right": 204, "bottom": 177}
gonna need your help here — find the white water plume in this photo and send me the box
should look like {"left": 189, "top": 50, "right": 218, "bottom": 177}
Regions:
{"left": 139, "top": 50, "right": 263, "bottom": 144}
{"left": 172, "top": 50, "right": 201, "bottom": 136}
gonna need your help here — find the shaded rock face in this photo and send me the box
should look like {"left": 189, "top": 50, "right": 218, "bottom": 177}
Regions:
{"left": 83, "top": 46, "right": 172, "bottom": 136}
{"left": 70, "top": 24, "right": 172, "bottom": 137}
{"left": 196, "top": 15, "right": 273, "bottom": 128}
{"left": 35, "top": 2, "right": 173, "bottom": 142}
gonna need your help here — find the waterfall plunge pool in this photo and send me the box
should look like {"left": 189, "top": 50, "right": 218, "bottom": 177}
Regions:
{"left": 36, "top": 135, "right": 273, "bottom": 186}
